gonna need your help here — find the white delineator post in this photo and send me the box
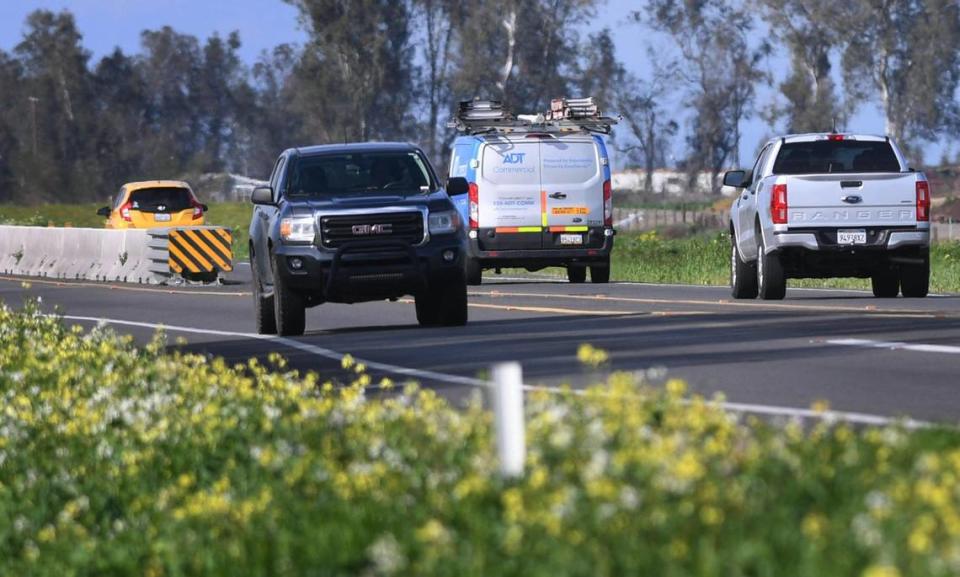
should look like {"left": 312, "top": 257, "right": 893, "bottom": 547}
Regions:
{"left": 491, "top": 362, "right": 526, "bottom": 478}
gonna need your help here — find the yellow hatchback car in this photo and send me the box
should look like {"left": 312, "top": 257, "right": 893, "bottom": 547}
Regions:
{"left": 98, "top": 180, "right": 208, "bottom": 229}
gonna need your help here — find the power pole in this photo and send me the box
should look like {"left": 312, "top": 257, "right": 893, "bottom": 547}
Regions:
{"left": 28, "top": 96, "right": 39, "bottom": 157}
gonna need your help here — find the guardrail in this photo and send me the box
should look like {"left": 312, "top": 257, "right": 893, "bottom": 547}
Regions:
{"left": 0, "top": 225, "right": 232, "bottom": 284}
{"left": 612, "top": 207, "right": 726, "bottom": 232}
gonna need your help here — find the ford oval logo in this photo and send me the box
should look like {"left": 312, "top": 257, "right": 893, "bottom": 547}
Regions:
{"left": 352, "top": 223, "right": 393, "bottom": 236}
{"left": 842, "top": 195, "right": 862, "bottom": 204}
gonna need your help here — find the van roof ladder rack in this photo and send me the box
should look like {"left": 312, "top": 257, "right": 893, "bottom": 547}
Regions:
{"left": 449, "top": 97, "right": 619, "bottom": 135}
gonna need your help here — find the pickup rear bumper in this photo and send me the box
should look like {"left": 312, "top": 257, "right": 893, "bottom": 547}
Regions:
{"left": 770, "top": 227, "right": 929, "bottom": 252}
{"left": 768, "top": 227, "right": 929, "bottom": 279}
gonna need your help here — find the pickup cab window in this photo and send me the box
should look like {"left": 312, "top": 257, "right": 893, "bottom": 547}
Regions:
{"left": 773, "top": 141, "right": 901, "bottom": 174}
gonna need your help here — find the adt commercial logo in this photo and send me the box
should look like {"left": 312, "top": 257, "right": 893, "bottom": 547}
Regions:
{"left": 503, "top": 152, "right": 526, "bottom": 164}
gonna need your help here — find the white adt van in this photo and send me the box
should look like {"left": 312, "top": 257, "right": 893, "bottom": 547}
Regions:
{"left": 445, "top": 98, "right": 616, "bottom": 284}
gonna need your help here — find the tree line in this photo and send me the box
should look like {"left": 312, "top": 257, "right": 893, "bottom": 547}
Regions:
{"left": 0, "top": 0, "right": 957, "bottom": 203}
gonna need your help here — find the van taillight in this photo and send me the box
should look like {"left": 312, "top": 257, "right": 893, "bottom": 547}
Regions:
{"left": 603, "top": 180, "right": 612, "bottom": 227}
{"left": 917, "top": 181, "right": 931, "bottom": 222}
{"left": 771, "top": 183, "right": 788, "bottom": 224}
{"left": 468, "top": 182, "right": 479, "bottom": 229}
{"left": 120, "top": 202, "right": 133, "bottom": 222}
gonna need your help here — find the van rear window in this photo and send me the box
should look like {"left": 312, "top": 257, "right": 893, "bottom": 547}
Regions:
{"left": 772, "top": 141, "right": 901, "bottom": 174}
{"left": 130, "top": 187, "right": 193, "bottom": 212}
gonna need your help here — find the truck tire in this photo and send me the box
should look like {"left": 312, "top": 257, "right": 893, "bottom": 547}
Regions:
{"left": 757, "top": 233, "right": 786, "bottom": 300}
{"left": 731, "top": 232, "right": 758, "bottom": 299}
{"left": 251, "top": 255, "right": 276, "bottom": 335}
{"left": 272, "top": 257, "right": 306, "bottom": 336}
{"left": 871, "top": 269, "right": 900, "bottom": 298}
{"left": 590, "top": 258, "right": 610, "bottom": 284}
{"left": 567, "top": 265, "right": 587, "bottom": 283}
{"left": 900, "top": 253, "right": 930, "bottom": 298}
{"left": 416, "top": 276, "right": 468, "bottom": 327}
{"left": 465, "top": 256, "right": 482, "bottom": 286}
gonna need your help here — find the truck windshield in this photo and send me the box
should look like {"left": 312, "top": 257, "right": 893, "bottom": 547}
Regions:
{"left": 772, "top": 141, "right": 902, "bottom": 174}
{"left": 287, "top": 152, "right": 435, "bottom": 198}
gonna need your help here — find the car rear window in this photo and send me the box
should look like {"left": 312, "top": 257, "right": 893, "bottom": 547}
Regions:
{"left": 772, "top": 141, "right": 902, "bottom": 174}
{"left": 130, "top": 187, "right": 193, "bottom": 212}
{"left": 287, "top": 152, "right": 435, "bottom": 198}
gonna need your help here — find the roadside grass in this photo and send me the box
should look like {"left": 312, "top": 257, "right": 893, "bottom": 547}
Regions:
{"left": 0, "top": 202, "right": 253, "bottom": 261}
{"left": 612, "top": 230, "right": 960, "bottom": 294}
{"left": 2, "top": 298, "right": 960, "bottom": 576}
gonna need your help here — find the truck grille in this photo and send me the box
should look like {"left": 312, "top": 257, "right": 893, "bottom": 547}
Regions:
{"left": 319, "top": 212, "right": 424, "bottom": 249}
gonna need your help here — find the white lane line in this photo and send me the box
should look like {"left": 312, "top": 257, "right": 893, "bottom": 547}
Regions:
{"left": 59, "top": 314, "right": 931, "bottom": 428}
{"left": 827, "top": 338, "right": 960, "bottom": 355}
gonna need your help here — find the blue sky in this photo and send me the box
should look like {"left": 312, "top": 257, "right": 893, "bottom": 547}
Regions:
{"left": 0, "top": 1, "right": 931, "bottom": 168}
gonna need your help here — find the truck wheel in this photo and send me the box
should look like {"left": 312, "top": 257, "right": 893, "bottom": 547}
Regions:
{"left": 900, "top": 253, "right": 930, "bottom": 298}
{"left": 757, "top": 234, "right": 786, "bottom": 300}
{"left": 272, "top": 257, "right": 306, "bottom": 336}
{"left": 416, "top": 277, "right": 468, "bottom": 327}
{"left": 590, "top": 259, "right": 610, "bottom": 284}
{"left": 730, "top": 232, "right": 758, "bottom": 299}
{"left": 871, "top": 269, "right": 900, "bottom": 298}
{"left": 251, "top": 256, "right": 276, "bottom": 335}
{"left": 465, "top": 256, "right": 482, "bottom": 286}
{"left": 567, "top": 265, "right": 587, "bottom": 283}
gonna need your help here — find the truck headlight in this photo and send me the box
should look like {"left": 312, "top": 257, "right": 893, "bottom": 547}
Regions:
{"left": 280, "top": 215, "right": 316, "bottom": 243}
{"left": 428, "top": 210, "right": 460, "bottom": 235}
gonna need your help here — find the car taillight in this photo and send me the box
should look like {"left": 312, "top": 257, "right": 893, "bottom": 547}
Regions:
{"left": 603, "top": 179, "right": 612, "bottom": 227}
{"left": 917, "top": 180, "right": 930, "bottom": 222}
{"left": 191, "top": 200, "right": 203, "bottom": 220}
{"left": 468, "top": 182, "right": 479, "bottom": 229}
{"left": 828, "top": 134, "right": 844, "bottom": 141}
{"left": 120, "top": 202, "right": 132, "bottom": 222}
{"left": 771, "top": 183, "right": 788, "bottom": 224}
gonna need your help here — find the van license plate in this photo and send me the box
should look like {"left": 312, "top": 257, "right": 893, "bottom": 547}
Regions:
{"left": 837, "top": 229, "right": 866, "bottom": 245}
{"left": 559, "top": 234, "right": 583, "bottom": 245}
{"left": 154, "top": 213, "right": 171, "bottom": 222}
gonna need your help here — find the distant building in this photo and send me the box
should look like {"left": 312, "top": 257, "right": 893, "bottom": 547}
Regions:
{"left": 612, "top": 169, "right": 737, "bottom": 197}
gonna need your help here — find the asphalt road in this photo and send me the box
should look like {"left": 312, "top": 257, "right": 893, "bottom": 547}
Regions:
{"left": 3, "top": 265, "right": 960, "bottom": 424}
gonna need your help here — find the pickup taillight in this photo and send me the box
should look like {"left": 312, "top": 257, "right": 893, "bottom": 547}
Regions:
{"left": 771, "top": 183, "right": 788, "bottom": 224}
{"left": 916, "top": 180, "right": 930, "bottom": 222}
{"left": 468, "top": 182, "right": 479, "bottom": 229}
{"left": 603, "top": 179, "right": 612, "bottom": 227}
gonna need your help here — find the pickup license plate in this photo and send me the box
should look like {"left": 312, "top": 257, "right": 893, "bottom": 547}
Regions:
{"left": 837, "top": 229, "right": 866, "bottom": 245}
{"left": 154, "top": 213, "right": 172, "bottom": 222}
{"left": 559, "top": 234, "right": 583, "bottom": 246}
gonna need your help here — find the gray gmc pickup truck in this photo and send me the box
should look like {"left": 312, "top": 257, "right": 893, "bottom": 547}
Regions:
{"left": 726, "top": 133, "right": 931, "bottom": 300}
{"left": 249, "top": 143, "right": 468, "bottom": 335}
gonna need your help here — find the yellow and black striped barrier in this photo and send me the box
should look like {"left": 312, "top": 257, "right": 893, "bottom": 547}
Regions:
{"left": 167, "top": 227, "right": 233, "bottom": 275}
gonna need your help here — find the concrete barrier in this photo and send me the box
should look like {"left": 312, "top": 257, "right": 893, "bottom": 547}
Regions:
{"left": 0, "top": 225, "right": 231, "bottom": 284}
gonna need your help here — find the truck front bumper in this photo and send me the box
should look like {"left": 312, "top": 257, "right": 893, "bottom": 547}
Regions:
{"left": 273, "top": 236, "right": 465, "bottom": 303}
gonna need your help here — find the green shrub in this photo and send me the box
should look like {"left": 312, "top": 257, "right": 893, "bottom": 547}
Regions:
{"left": 1, "top": 300, "right": 959, "bottom": 576}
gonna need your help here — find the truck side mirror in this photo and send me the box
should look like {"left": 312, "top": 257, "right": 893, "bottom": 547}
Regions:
{"left": 723, "top": 170, "right": 747, "bottom": 188}
{"left": 251, "top": 186, "right": 275, "bottom": 205}
{"left": 446, "top": 177, "right": 469, "bottom": 196}
{"left": 96, "top": 206, "right": 111, "bottom": 217}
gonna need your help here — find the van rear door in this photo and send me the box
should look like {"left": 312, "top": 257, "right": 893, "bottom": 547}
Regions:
{"left": 477, "top": 138, "right": 543, "bottom": 251}
{"left": 540, "top": 136, "right": 604, "bottom": 249}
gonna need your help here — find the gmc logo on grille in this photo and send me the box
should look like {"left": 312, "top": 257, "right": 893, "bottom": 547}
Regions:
{"left": 351, "top": 223, "right": 393, "bottom": 235}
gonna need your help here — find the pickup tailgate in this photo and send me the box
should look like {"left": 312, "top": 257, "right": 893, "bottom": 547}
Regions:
{"left": 786, "top": 173, "right": 918, "bottom": 228}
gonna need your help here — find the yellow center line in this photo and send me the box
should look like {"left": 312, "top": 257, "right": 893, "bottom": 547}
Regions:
{"left": 396, "top": 298, "right": 632, "bottom": 316}
{"left": 470, "top": 289, "right": 949, "bottom": 316}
